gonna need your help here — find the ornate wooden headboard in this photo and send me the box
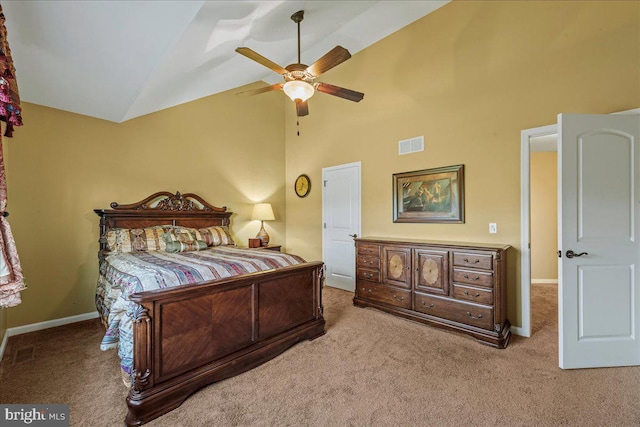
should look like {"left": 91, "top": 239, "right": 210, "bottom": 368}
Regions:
{"left": 94, "top": 191, "right": 233, "bottom": 256}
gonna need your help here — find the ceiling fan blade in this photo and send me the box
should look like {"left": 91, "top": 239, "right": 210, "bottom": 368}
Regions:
{"left": 296, "top": 99, "right": 309, "bottom": 117}
{"left": 235, "top": 47, "right": 288, "bottom": 75}
{"left": 306, "top": 46, "right": 352, "bottom": 77}
{"left": 237, "top": 84, "right": 283, "bottom": 96}
{"left": 315, "top": 82, "right": 364, "bottom": 103}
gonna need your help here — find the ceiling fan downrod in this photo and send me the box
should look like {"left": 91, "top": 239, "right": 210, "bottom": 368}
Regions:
{"left": 291, "top": 10, "right": 304, "bottom": 64}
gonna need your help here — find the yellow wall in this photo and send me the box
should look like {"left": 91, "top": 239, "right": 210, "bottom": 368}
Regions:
{"left": 531, "top": 151, "right": 558, "bottom": 281}
{"left": 5, "top": 84, "right": 285, "bottom": 328}
{"left": 284, "top": 1, "right": 640, "bottom": 328}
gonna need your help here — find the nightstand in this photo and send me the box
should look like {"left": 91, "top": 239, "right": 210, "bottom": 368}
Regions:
{"left": 257, "top": 245, "right": 281, "bottom": 252}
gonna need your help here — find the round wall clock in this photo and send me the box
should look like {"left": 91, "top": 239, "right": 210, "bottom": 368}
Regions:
{"left": 294, "top": 174, "right": 311, "bottom": 198}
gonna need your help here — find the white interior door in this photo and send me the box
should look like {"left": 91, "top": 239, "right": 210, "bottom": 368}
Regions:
{"left": 558, "top": 113, "right": 640, "bottom": 369}
{"left": 322, "top": 162, "right": 361, "bottom": 291}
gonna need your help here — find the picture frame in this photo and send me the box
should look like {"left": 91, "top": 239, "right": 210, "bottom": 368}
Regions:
{"left": 392, "top": 164, "right": 464, "bottom": 223}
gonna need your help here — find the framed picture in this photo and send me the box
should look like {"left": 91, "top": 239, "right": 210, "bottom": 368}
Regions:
{"left": 393, "top": 164, "right": 464, "bottom": 223}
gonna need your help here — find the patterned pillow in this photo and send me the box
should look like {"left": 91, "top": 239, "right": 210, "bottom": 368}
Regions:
{"left": 164, "top": 240, "right": 208, "bottom": 253}
{"left": 194, "top": 226, "right": 235, "bottom": 247}
{"left": 105, "top": 226, "right": 170, "bottom": 253}
{"left": 162, "top": 226, "right": 197, "bottom": 244}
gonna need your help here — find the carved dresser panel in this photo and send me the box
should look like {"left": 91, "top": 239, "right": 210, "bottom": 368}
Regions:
{"left": 354, "top": 237, "right": 511, "bottom": 348}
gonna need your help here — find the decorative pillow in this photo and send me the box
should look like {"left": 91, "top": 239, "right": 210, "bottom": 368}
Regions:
{"left": 162, "top": 226, "right": 197, "bottom": 244}
{"left": 194, "top": 226, "right": 235, "bottom": 247}
{"left": 164, "top": 240, "right": 208, "bottom": 253}
{"left": 105, "top": 226, "right": 170, "bottom": 253}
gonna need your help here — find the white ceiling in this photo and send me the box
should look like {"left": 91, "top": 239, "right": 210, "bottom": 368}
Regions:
{"left": 2, "top": 0, "right": 449, "bottom": 123}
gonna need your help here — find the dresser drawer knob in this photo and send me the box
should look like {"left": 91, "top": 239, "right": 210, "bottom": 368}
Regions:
{"left": 421, "top": 301, "right": 434, "bottom": 308}
{"left": 466, "top": 311, "right": 483, "bottom": 319}
{"left": 463, "top": 290, "right": 481, "bottom": 297}
{"left": 361, "top": 287, "right": 372, "bottom": 293}
{"left": 463, "top": 258, "right": 480, "bottom": 264}
{"left": 463, "top": 274, "right": 480, "bottom": 281}
{"left": 393, "top": 294, "right": 405, "bottom": 301}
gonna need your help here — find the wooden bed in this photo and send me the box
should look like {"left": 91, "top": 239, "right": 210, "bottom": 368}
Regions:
{"left": 94, "top": 191, "right": 325, "bottom": 426}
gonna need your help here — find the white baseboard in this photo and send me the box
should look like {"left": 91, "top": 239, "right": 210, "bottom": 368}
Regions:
{"left": 0, "top": 311, "right": 99, "bottom": 362}
{"left": 0, "top": 329, "right": 8, "bottom": 363}
{"left": 6, "top": 311, "right": 99, "bottom": 337}
{"left": 510, "top": 325, "right": 530, "bottom": 338}
{"left": 532, "top": 279, "right": 558, "bottom": 285}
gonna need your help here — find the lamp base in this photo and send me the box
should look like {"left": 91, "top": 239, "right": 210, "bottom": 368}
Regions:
{"left": 256, "top": 221, "right": 270, "bottom": 246}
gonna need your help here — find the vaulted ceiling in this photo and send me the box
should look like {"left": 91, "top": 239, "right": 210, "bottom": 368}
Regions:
{"left": 2, "top": 1, "right": 449, "bottom": 123}
{"left": 2, "top": 0, "right": 448, "bottom": 122}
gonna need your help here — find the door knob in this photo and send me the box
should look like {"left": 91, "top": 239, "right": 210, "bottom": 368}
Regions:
{"left": 349, "top": 234, "right": 358, "bottom": 238}
{"left": 565, "top": 250, "right": 588, "bottom": 258}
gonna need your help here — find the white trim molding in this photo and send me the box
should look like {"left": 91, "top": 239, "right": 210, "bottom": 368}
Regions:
{"left": 520, "top": 123, "right": 558, "bottom": 338}
{"left": 532, "top": 279, "right": 558, "bottom": 285}
{"left": 0, "top": 311, "right": 99, "bottom": 363}
{"left": 0, "top": 330, "right": 8, "bottom": 364}
{"left": 510, "top": 325, "right": 527, "bottom": 337}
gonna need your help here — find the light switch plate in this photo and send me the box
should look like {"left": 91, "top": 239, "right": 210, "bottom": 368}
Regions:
{"left": 489, "top": 223, "right": 497, "bottom": 234}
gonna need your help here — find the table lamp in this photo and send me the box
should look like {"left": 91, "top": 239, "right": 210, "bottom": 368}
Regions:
{"left": 252, "top": 203, "right": 275, "bottom": 246}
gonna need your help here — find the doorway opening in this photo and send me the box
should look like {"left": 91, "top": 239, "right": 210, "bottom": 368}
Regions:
{"left": 529, "top": 134, "right": 558, "bottom": 335}
{"left": 519, "top": 124, "right": 557, "bottom": 338}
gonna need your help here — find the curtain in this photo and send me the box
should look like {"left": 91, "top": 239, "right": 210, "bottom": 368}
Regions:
{"left": 0, "top": 4, "right": 25, "bottom": 308}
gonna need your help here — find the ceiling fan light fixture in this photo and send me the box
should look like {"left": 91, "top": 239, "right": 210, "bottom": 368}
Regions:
{"left": 283, "top": 80, "right": 314, "bottom": 102}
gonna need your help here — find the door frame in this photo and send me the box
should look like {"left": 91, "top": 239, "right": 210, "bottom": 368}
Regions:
{"left": 321, "top": 161, "right": 362, "bottom": 290}
{"left": 519, "top": 108, "right": 640, "bottom": 339}
{"left": 519, "top": 124, "right": 558, "bottom": 338}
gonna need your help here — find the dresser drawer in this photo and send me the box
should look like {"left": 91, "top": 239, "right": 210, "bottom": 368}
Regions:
{"left": 452, "top": 284, "right": 493, "bottom": 305}
{"left": 453, "top": 251, "right": 493, "bottom": 270}
{"left": 357, "top": 243, "right": 380, "bottom": 256}
{"left": 357, "top": 268, "right": 381, "bottom": 282}
{"left": 357, "top": 255, "right": 380, "bottom": 269}
{"left": 356, "top": 282, "right": 411, "bottom": 309}
{"left": 413, "top": 293, "right": 493, "bottom": 330}
{"left": 452, "top": 268, "right": 493, "bottom": 288}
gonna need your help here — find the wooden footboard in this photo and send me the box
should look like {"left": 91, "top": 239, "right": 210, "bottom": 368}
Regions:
{"left": 125, "top": 261, "right": 325, "bottom": 426}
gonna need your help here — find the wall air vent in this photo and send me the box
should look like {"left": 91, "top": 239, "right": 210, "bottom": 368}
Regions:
{"left": 398, "top": 136, "right": 424, "bottom": 155}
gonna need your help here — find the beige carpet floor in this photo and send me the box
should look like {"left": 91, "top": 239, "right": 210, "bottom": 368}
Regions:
{"left": 1, "top": 284, "right": 639, "bottom": 426}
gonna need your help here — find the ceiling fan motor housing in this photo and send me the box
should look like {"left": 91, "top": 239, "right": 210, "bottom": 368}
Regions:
{"left": 284, "top": 64, "right": 314, "bottom": 83}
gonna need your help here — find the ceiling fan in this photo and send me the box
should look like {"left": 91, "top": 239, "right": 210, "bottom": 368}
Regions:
{"left": 236, "top": 10, "right": 364, "bottom": 118}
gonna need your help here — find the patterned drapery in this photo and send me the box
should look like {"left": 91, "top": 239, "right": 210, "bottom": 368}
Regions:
{"left": 0, "top": 4, "right": 25, "bottom": 308}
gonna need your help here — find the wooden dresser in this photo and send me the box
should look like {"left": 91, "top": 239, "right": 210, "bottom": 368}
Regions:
{"left": 354, "top": 237, "right": 511, "bottom": 348}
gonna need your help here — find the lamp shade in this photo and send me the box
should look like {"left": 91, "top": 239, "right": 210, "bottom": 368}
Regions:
{"left": 252, "top": 203, "right": 275, "bottom": 221}
{"left": 283, "top": 80, "right": 314, "bottom": 102}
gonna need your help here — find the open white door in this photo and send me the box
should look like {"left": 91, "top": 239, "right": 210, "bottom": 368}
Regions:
{"left": 558, "top": 113, "right": 640, "bottom": 369}
{"left": 322, "top": 162, "right": 361, "bottom": 292}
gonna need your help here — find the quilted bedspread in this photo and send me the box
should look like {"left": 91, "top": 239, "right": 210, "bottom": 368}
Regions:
{"left": 96, "top": 246, "right": 305, "bottom": 375}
